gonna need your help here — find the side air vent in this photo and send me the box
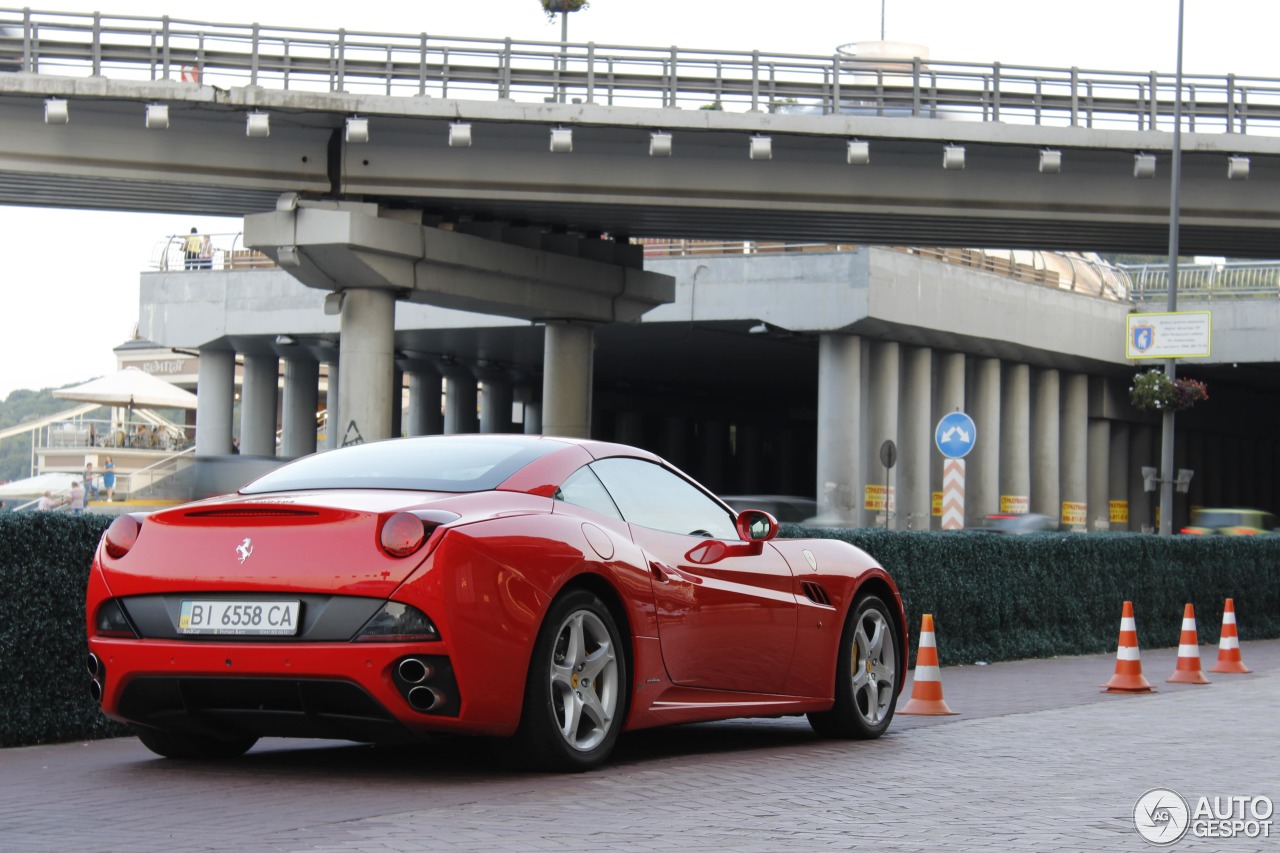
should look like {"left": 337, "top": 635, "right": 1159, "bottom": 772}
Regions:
{"left": 184, "top": 508, "right": 321, "bottom": 519}
{"left": 800, "top": 581, "right": 833, "bottom": 607}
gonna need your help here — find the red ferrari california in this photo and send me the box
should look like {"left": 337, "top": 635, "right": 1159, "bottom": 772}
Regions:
{"left": 86, "top": 435, "right": 906, "bottom": 771}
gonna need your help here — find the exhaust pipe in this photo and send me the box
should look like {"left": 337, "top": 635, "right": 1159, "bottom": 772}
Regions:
{"left": 89, "top": 679, "right": 102, "bottom": 702}
{"left": 87, "top": 653, "right": 100, "bottom": 678}
{"left": 397, "top": 658, "right": 432, "bottom": 684}
{"left": 407, "top": 685, "right": 442, "bottom": 712}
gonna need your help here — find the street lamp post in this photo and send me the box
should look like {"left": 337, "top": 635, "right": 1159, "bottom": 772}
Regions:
{"left": 1158, "top": 0, "right": 1186, "bottom": 535}
{"left": 541, "top": 0, "right": 587, "bottom": 104}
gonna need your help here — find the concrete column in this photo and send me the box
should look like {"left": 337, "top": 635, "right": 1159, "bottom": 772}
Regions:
{"left": 1129, "top": 425, "right": 1156, "bottom": 532}
{"left": 240, "top": 354, "right": 279, "bottom": 457}
{"left": 932, "top": 352, "right": 966, "bottom": 521}
{"left": 443, "top": 372, "right": 478, "bottom": 435}
{"left": 865, "top": 341, "right": 900, "bottom": 527}
{"left": 1031, "top": 368, "right": 1060, "bottom": 519}
{"left": 338, "top": 288, "right": 396, "bottom": 444}
{"left": 541, "top": 321, "right": 594, "bottom": 438}
{"left": 816, "top": 334, "right": 861, "bottom": 524}
{"left": 406, "top": 370, "right": 443, "bottom": 437}
{"left": 1059, "top": 373, "right": 1089, "bottom": 531}
{"left": 999, "top": 362, "right": 1031, "bottom": 514}
{"left": 968, "top": 357, "right": 1001, "bottom": 523}
{"left": 479, "top": 377, "right": 514, "bottom": 434}
{"left": 324, "top": 360, "right": 339, "bottom": 450}
{"left": 1108, "top": 422, "right": 1131, "bottom": 531}
{"left": 281, "top": 357, "right": 319, "bottom": 458}
{"left": 195, "top": 348, "right": 235, "bottom": 456}
{"left": 614, "top": 411, "right": 644, "bottom": 447}
{"left": 899, "top": 347, "right": 932, "bottom": 531}
{"left": 523, "top": 400, "right": 543, "bottom": 435}
{"left": 1087, "top": 418, "right": 1111, "bottom": 531}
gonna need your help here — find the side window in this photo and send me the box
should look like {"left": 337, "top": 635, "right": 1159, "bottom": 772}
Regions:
{"left": 590, "top": 458, "right": 737, "bottom": 539}
{"left": 555, "top": 466, "right": 623, "bottom": 521}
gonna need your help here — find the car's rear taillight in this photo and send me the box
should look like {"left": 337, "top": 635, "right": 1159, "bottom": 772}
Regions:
{"left": 380, "top": 511, "right": 426, "bottom": 557}
{"left": 103, "top": 514, "right": 141, "bottom": 558}
{"left": 1234, "top": 528, "right": 1257, "bottom": 536}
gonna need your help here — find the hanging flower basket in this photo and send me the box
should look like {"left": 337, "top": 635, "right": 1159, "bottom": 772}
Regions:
{"left": 541, "top": 0, "right": 589, "bottom": 18}
{"left": 1129, "top": 369, "right": 1209, "bottom": 413}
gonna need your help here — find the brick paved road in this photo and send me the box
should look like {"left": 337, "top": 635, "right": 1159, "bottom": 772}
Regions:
{"left": 3, "top": 640, "right": 1277, "bottom": 852}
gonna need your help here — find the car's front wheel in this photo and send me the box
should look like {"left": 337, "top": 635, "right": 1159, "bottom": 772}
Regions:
{"left": 511, "top": 589, "right": 628, "bottom": 772}
{"left": 807, "top": 593, "right": 900, "bottom": 739}
{"left": 133, "top": 725, "right": 258, "bottom": 759}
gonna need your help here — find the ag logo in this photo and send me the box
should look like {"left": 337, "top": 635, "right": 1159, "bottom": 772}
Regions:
{"left": 1134, "top": 788, "right": 1190, "bottom": 845}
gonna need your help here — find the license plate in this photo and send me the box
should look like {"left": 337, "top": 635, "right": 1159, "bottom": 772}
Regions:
{"left": 178, "top": 600, "right": 301, "bottom": 636}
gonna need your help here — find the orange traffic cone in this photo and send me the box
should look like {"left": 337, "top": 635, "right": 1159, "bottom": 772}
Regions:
{"left": 900, "top": 614, "right": 958, "bottom": 715}
{"left": 1167, "top": 603, "right": 1210, "bottom": 684}
{"left": 1102, "top": 601, "right": 1155, "bottom": 693}
{"left": 1209, "top": 598, "right": 1252, "bottom": 674}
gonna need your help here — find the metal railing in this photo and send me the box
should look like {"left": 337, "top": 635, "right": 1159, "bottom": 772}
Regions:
{"left": 150, "top": 231, "right": 273, "bottom": 271}
{"left": 127, "top": 446, "right": 195, "bottom": 496}
{"left": 3, "top": 8, "right": 1280, "bottom": 134}
{"left": 1119, "top": 260, "right": 1280, "bottom": 299}
{"left": 40, "top": 416, "right": 195, "bottom": 451}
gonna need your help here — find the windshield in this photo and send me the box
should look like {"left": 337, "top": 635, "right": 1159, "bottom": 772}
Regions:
{"left": 241, "top": 437, "right": 562, "bottom": 494}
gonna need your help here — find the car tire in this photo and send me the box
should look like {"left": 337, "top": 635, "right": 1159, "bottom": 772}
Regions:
{"left": 510, "top": 589, "right": 628, "bottom": 772}
{"left": 133, "top": 725, "right": 258, "bottom": 759}
{"left": 807, "top": 594, "right": 900, "bottom": 739}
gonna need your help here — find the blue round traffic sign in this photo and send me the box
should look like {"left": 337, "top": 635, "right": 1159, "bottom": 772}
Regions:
{"left": 935, "top": 412, "right": 977, "bottom": 458}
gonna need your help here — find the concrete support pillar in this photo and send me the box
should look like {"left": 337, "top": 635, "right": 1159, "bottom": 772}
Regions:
{"left": 1059, "top": 373, "right": 1089, "bottom": 531}
{"left": 281, "top": 357, "right": 319, "bottom": 458}
{"left": 865, "top": 341, "right": 900, "bottom": 527}
{"left": 324, "top": 360, "right": 339, "bottom": 450}
{"left": 240, "top": 354, "right": 279, "bottom": 457}
{"left": 195, "top": 348, "right": 235, "bottom": 456}
{"left": 1087, "top": 418, "right": 1111, "bottom": 531}
{"left": 968, "top": 357, "right": 1001, "bottom": 523}
{"left": 523, "top": 400, "right": 543, "bottom": 435}
{"left": 899, "top": 347, "right": 933, "bottom": 531}
{"left": 816, "top": 334, "right": 861, "bottom": 524}
{"left": 406, "top": 370, "right": 443, "bottom": 437}
{"left": 479, "top": 377, "right": 514, "bottom": 434}
{"left": 1129, "top": 425, "right": 1156, "bottom": 532}
{"left": 443, "top": 373, "right": 478, "bottom": 435}
{"left": 932, "top": 352, "right": 966, "bottom": 519}
{"left": 1108, "top": 422, "right": 1131, "bottom": 531}
{"left": 541, "top": 321, "right": 594, "bottom": 438}
{"left": 999, "top": 362, "right": 1031, "bottom": 514}
{"left": 338, "top": 288, "right": 396, "bottom": 444}
{"left": 1031, "top": 368, "right": 1060, "bottom": 519}
{"left": 614, "top": 411, "right": 644, "bottom": 447}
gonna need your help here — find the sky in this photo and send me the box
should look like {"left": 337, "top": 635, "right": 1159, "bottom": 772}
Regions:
{"left": 1, "top": 0, "right": 1275, "bottom": 400}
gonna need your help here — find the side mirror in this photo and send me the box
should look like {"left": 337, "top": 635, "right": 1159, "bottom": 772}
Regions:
{"left": 736, "top": 509, "right": 779, "bottom": 543}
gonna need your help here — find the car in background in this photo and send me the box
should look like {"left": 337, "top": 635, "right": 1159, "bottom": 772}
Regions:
{"left": 86, "top": 435, "right": 906, "bottom": 771}
{"left": 720, "top": 494, "right": 818, "bottom": 524}
{"left": 980, "top": 513, "right": 1057, "bottom": 534}
{"left": 1180, "top": 508, "right": 1279, "bottom": 536}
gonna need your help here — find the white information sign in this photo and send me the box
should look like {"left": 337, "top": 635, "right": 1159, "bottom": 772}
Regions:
{"left": 1126, "top": 311, "right": 1211, "bottom": 359}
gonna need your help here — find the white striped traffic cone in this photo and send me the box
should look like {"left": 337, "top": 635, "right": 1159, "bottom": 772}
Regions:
{"left": 899, "top": 614, "right": 959, "bottom": 715}
{"left": 1167, "top": 603, "right": 1210, "bottom": 684}
{"left": 1209, "top": 598, "right": 1252, "bottom": 674}
{"left": 1102, "top": 601, "right": 1155, "bottom": 693}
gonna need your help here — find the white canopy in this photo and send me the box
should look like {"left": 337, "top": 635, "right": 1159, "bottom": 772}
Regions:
{"left": 0, "top": 472, "right": 78, "bottom": 499}
{"left": 53, "top": 367, "right": 199, "bottom": 410}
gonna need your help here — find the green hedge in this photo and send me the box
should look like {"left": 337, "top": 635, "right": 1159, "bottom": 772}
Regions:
{"left": 782, "top": 525, "right": 1280, "bottom": 667}
{"left": 0, "top": 513, "right": 128, "bottom": 747}
{"left": 2, "top": 515, "right": 1278, "bottom": 748}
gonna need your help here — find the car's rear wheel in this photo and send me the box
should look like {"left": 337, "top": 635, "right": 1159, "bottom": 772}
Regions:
{"left": 807, "top": 594, "right": 900, "bottom": 739}
{"left": 511, "top": 589, "right": 628, "bottom": 772}
{"left": 133, "top": 725, "right": 258, "bottom": 759}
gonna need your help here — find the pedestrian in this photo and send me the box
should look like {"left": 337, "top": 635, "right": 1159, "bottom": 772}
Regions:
{"left": 36, "top": 491, "right": 55, "bottom": 511}
{"left": 84, "top": 461, "right": 99, "bottom": 501}
{"left": 103, "top": 456, "right": 116, "bottom": 502}
{"left": 183, "top": 227, "right": 210, "bottom": 270}
{"left": 68, "top": 480, "right": 86, "bottom": 514}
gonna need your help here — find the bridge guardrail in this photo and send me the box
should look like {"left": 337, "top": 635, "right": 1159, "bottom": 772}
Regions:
{"left": 2, "top": 7, "right": 1279, "bottom": 135}
{"left": 1120, "top": 261, "right": 1280, "bottom": 300}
